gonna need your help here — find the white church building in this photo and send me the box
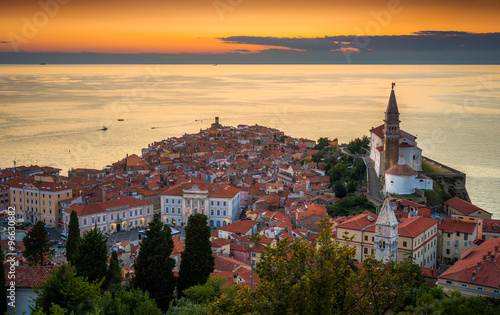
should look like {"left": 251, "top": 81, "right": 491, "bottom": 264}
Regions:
{"left": 369, "top": 85, "right": 433, "bottom": 195}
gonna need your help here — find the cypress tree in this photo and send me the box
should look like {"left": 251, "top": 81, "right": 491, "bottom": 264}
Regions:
{"left": 177, "top": 213, "right": 214, "bottom": 295}
{"left": 107, "top": 251, "right": 122, "bottom": 289}
{"left": 74, "top": 228, "right": 108, "bottom": 284}
{"left": 133, "top": 218, "right": 176, "bottom": 312}
{"left": 23, "top": 221, "right": 53, "bottom": 265}
{"left": 66, "top": 210, "right": 81, "bottom": 265}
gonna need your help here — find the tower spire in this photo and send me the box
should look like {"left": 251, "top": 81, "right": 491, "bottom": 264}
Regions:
{"left": 374, "top": 198, "right": 399, "bottom": 263}
{"left": 383, "top": 85, "right": 400, "bottom": 173}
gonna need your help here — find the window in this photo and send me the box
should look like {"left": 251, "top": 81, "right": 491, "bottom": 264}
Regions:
{"left": 178, "top": 199, "right": 181, "bottom": 204}
{"left": 92, "top": 218, "right": 95, "bottom": 224}
{"left": 211, "top": 210, "right": 214, "bottom": 216}
{"left": 147, "top": 208, "right": 150, "bottom": 214}
{"left": 130, "top": 211, "right": 133, "bottom": 217}
{"left": 117, "top": 213, "right": 120, "bottom": 220}
{"left": 455, "top": 240, "right": 459, "bottom": 246}
{"left": 217, "top": 210, "right": 220, "bottom": 216}
{"left": 494, "top": 290, "right": 499, "bottom": 294}
{"left": 447, "top": 241, "right": 450, "bottom": 246}
{"left": 140, "top": 209, "right": 143, "bottom": 215}
{"left": 464, "top": 241, "right": 468, "bottom": 247}
{"left": 464, "top": 234, "right": 468, "bottom": 241}
{"left": 111, "top": 214, "right": 114, "bottom": 220}
{"left": 461, "top": 283, "right": 467, "bottom": 288}
{"left": 223, "top": 210, "right": 226, "bottom": 216}
{"left": 178, "top": 208, "right": 180, "bottom": 213}
{"left": 447, "top": 233, "right": 451, "bottom": 238}
{"left": 84, "top": 219, "right": 87, "bottom": 225}
{"left": 456, "top": 232, "right": 460, "bottom": 237}
{"left": 403, "top": 241, "right": 407, "bottom": 247}
{"left": 477, "top": 286, "right": 483, "bottom": 291}
{"left": 165, "top": 198, "right": 168, "bottom": 204}
{"left": 217, "top": 201, "right": 220, "bottom": 206}
{"left": 455, "top": 248, "right": 459, "bottom": 254}
{"left": 446, "top": 280, "right": 452, "bottom": 284}
{"left": 446, "top": 249, "right": 450, "bottom": 255}
{"left": 223, "top": 201, "right": 226, "bottom": 206}
{"left": 364, "top": 248, "right": 368, "bottom": 254}
{"left": 211, "top": 201, "right": 214, "bottom": 206}
{"left": 364, "top": 235, "right": 368, "bottom": 241}
{"left": 165, "top": 207, "right": 169, "bottom": 213}
{"left": 135, "top": 210, "right": 138, "bottom": 216}
{"left": 98, "top": 217, "right": 100, "bottom": 223}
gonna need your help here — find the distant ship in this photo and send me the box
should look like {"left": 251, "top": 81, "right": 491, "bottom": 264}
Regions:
{"left": 118, "top": 119, "right": 124, "bottom": 121}
{"left": 151, "top": 127, "right": 156, "bottom": 129}
{"left": 101, "top": 126, "right": 108, "bottom": 131}
{"left": 39, "top": 63, "right": 46, "bottom": 65}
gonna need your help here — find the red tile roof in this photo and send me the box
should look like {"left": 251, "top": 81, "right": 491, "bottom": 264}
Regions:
{"left": 438, "top": 219, "right": 477, "bottom": 235}
{"left": 398, "top": 217, "right": 438, "bottom": 238}
{"left": 5, "top": 266, "right": 52, "bottom": 288}
{"left": 439, "top": 238, "right": 500, "bottom": 289}
{"left": 385, "top": 163, "right": 418, "bottom": 176}
{"left": 445, "top": 197, "right": 485, "bottom": 216}
{"left": 218, "top": 220, "right": 257, "bottom": 235}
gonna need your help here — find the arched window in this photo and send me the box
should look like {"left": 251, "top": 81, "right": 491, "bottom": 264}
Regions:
{"left": 216, "top": 221, "right": 221, "bottom": 227}
{"left": 210, "top": 220, "right": 214, "bottom": 226}
{"left": 223, "top": 221, "right": 227, "bottom": 226}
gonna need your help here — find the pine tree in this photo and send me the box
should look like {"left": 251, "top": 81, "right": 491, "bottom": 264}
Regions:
{"left": 0, "top": 250, "right": 7, "bottom": 314}
{"left": 177, "top": 213, "right": 214, "bottom": 295}
{"left": 74, "top": 228, "right": 108, "bottom": 284}
{"left": 66, "top": 210, "right": 81, "bottom": 265}
{"left": 133, "top": 218, "right": 176, "bottom": 311}
{"left": 23, "top": 221, "right": 53, "bottom": 265}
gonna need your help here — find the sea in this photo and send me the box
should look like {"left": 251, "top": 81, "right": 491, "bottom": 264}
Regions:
{"left": 0, "top": 65, "right": 499, "bottom": 218}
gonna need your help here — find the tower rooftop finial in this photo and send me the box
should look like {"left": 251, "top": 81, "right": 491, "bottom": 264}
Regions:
{"left": 391, "top": 82, "right": 395, "bottom": 90}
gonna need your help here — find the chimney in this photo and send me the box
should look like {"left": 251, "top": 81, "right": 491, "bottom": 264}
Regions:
{"left": 495, "top": 245, "right": 499, "bottom": 253}
{"left": 477, "top": 261, "right": 482, "bottom": 271}
{"left": 483, "top": 254, "right": 487, "bottom": 262}
{"left": 472, "top": 271, "right": 476, "bottom": 282}
{"left": 491, "top": 254, "right": 496, "bottom": 262}
{"left": 233, "top": 273, "right": 239, "bottom": 284}
{"left": 102, "top": 188, "right": 106, "bottom": 202}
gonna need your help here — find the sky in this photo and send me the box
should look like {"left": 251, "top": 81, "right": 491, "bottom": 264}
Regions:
{"left": 1, "top": 0, "right": 500, "bottom": 63}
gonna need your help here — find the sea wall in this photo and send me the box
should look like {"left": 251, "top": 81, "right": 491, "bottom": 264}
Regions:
{"left": 422, "top": 156, "right": 470, "bottom": 202}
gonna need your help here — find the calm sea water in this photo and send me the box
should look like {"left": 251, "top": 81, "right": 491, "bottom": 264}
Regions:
{"left": 0, "top": 65, "right": 499, "bottom": 217}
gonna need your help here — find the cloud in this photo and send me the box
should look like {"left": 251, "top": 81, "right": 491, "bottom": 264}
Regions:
{"left": 0, "top": 41, "right": 13, "bottom": 44}
{"left": 1, "top": 31, "right": 500, "bottom": 64}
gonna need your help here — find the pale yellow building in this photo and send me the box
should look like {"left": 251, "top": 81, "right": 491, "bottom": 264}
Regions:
{"left": 444, "top": 197, "right": 491, "bottom": 220}
{"left": 437, "top": 219, "right": 478, "bottom": 264}
{"left": 336, "top": 211, "right": 439, "bottom": 268}
{"left": 437, "top": 238, "right": 500, "bottom": 298}
{"left": 6, "top": 175, "right": 74, "bottom": 226}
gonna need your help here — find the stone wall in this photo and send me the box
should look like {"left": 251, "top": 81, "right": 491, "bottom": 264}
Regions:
{"left": 422, "top": 156, "right": 470, "bottom": 202}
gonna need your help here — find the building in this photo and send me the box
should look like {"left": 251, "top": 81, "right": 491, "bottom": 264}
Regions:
{"left": 438, "top": 219, "right": 478, "bottom": 264}
{"left": 62, "top": 195, "right": 154, "bottom": 235}
{"left": 384, "top": 157, "right": 433, "bottom": 195}
{"left": 6, "top": 175, "right": 74, "bottom": 226}
{"left": 336, "top": 201, "right": 438, "bottom": 268}
{"left": 68, "top": 168, "right": 106, "bottom": 180}
{"left": 160, "top": 181, "right": 242, "bottom": 228}
{"left": 437, "top": 238, "right": 500, "bottom": 298}
{"left": 482, "top": 219, "right": 500, "bottom": 240}
{"left": 444, "top": 197, "right": 492, "bottom": 220}
{"left": 369, "top": 85, "right": 423, "bottom": 178}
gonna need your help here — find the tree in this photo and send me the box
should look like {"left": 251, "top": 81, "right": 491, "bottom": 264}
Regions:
{"left": 169, "top": 277, "right": 226, "bottom": 315}
{"left": 328, "top": 163, "right": 348, "bottom": 182}
{"left": 107, "top": 251, "right": 122, "bottom": 289}
{"left": 314, "top": 137, "right": 330, "bottom": 150}
{"left": 0, "top": 251, "right": 6, "bottom": 314}
{"left": 133, "top": 218, "right": 176, "bottom": 311}
{"left": 30, "top": 263, "right": 101, "bottom": 314}
{"left": 74, "top": 227, "right": 108, "bottom": 285}
{"left": 66, "top": 210, "right": 81, "bottom": 266}
{"left": 23, "top": 221, "right": 53, "bottom": 265}
{"left": 177, "top": 213, "right": 215, "bottom": 295}
{"left": 97, "top": 288, "right": 162, "bottom": 315}
{"left": 334, "top": 181, "right": 347, "bottom": 199}
{"left": 209, "top": 219, "right": 419, "bottom": 314}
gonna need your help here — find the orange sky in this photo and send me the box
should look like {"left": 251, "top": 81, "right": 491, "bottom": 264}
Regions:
{"left": 1, "top": 0, "right": 499, "bottom": 53}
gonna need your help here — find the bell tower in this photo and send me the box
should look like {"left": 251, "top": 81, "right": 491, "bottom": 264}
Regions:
{"left": 383, "top": 83, "right": 400, "bottom": 173}
{"left": 374, "top": 198, "right": 399, "bottom": 263}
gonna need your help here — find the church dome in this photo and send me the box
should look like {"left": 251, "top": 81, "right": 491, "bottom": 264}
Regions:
{"left": 385, "top": 163, "right": 418, "bottom": 176}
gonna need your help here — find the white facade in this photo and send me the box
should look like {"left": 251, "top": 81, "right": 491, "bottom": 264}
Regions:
{"left": 384, "top": 159, "right": 433, "bottom": 195}
{"left": 161, "top": 183, "right": 241, "bottom": 228}
{"left": 374, "top": 198, "right": 399, "bottom": 263}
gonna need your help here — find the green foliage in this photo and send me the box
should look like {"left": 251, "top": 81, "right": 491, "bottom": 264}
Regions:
{"left": 351, "top": 158, "right": 366, "bottom": 181}
{"left": 329, "top": 194, "right": 375, "bottom": 216}
{"left": 97, "top": 287, "right": 162, "bottom": 315}
{"left": 133, "top": 218, "right": 176, "bottom": 311}
{"left": 346, "top": 136, "right": 370, "bottom": 155}
{"left": 177, "top": 213, "right": 215, "bottom": 295}
{"left": 168, "top": 297, "right": 209, "bottom": 315}
{"left": 107, "top": 251, "right": 122, "bottom": 289}
{"left": 334, "top": 181, "right": 347, "bottom": 199}
{"left": 31, "top": 263, "right": 101, "bottom": 314}
{"left": 66, "top": 210, "right": 81, "bottom": 266}
{"left": 314, "top": 137, "right": 330, "bottom": 150}
{"left": 328, "top": 163, "right": 348, "bottom": 182}
{"left": 403, "top": 286, "right": 500, "bottom": 314}
{"left": 183, "top": 276, "right": 226, "bottom": 305}
{"left": 74, "top": 228, "right": 109, "bottom": 285}
{"left": 209, "top": 219, "right": 418, "bottom": 314}
{"left": 0, "top": 251, "right": 6, "bottom": 314}
{"left": 347, "top": 181, "right": 357, "bottom": 194}
{"left": 23, "top": 221, "right": 54, "bottom": 265}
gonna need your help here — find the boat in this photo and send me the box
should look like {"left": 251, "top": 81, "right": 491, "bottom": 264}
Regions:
{"left": 101, "top": 126, "right": 108, "bottom": 131}
{"left": 39, "top": 63, "right": 46, "bottom": 65}
{"left": 151, "top": 127, "right": 156, "bottom": 129}
{"left": 118, "top": 119, "right": 124, "bottom": 121}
